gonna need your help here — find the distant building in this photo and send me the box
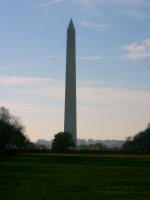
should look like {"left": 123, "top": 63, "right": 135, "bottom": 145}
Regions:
{"left": 36, "top": 139, "right": 52, "bottom": 149}
{"left": 77, "top": 139, "right": 87, "bottom": 146}
{"left": 36, "top": 138, "right": 125, "bottom": 149}
{"left": 77, "top": 139, "right": 125, "bottom": 148}
{"left": 87, "top": 139, "right": 94, "bottom": 145}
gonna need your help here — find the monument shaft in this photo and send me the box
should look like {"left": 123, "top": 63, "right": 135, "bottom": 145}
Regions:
{"left": 64, "top": 20, "right": 77, "bottom": 146}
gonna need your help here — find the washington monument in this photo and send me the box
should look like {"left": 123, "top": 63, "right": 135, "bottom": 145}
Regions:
{"left": 64, "top": 19, "right": 77, "bottom": 146}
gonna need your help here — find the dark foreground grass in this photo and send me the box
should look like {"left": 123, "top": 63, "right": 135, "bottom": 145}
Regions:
{"left": 0, "top": 154, "right": 150, "bottom": 200}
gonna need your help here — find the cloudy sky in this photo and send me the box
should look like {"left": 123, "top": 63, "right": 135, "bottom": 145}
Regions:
{"left": 0, "top": 0, "right": 150, "bottom": 141}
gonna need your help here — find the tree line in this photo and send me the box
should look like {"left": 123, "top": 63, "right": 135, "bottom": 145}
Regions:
{"left": 0, "top": 107, "right": 34, "bottom": 153}
{"left": 1, "top": 106, "right": 150, "bottom": 153}
{"left": 122, "top": 124, "right": 150, "bottom": 153}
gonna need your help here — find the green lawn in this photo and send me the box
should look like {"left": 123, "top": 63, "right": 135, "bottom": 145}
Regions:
{"left": 0, "top": 153, "right": 150, "bottom": 200}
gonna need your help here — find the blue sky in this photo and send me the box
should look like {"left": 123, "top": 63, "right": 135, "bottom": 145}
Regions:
{"left": 0, "top": 0, "right": 150, "bottom": 141}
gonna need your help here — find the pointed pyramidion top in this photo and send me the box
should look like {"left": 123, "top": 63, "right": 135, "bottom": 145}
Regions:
{"left": 67, "top": 19, "right": 75, "bottom": 32}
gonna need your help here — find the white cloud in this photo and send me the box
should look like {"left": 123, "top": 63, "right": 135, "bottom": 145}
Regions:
{"left": 76, "top": 0, "right": 150, "bottom": 20}
{"left": 40, "top": 0, "right": 63, "bottom": 7}
{"left": 1, "top": 76, "right": 150, "bottom": 140}
{"left": 80, "top": 21, "right": 111, "bottom": 31}
{"left": 0, "top": 76, "right": 61, "bottom": 86}
{"left": 122, "top": 38, "right": 150, "bottom": 60}
{"left": 75, "top": 0, "right": 94, "bottom": 7}
{"left": 44, "top": 55, "right": 62, "bottom": 59}
{"left": 2, "top": 76, "right": 150, "bottom": 108}
{"left": 76, "top": 0, "right": 150, "bottom": 7}
{"left": 121, "top": 10, "right": 150, "bottom": 19}
{"left": 77, "top": 56, "right": 103, "bottom": 61}
{"left": 2, "top": 75, "right": 149, "bottom": 110}
{"left": 45, "top": 54, "right": 124, "bottom": 61}
{"left": 21, "top": 85, "right": 65, "bottom": 99}
{"left": 45, "top": 55, "right": 104, "bottom": 61}
{"left": 78, "top": 86, "right": 150, "bottom": 108}
{"left": 0, "top": 101, "right": 59, "bottom": 113}
{"left": 39, "top": 0, "right": 150, "bottom": 12}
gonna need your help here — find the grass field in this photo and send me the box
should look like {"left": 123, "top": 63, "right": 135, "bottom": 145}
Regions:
{"left": 0, "top": 153, "right": 150, "bottom": 200}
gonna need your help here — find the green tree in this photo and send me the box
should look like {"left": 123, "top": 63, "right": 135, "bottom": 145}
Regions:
{"left": 0, "top": 106, "right": 31, "bottom": 150}
{"left": 122, "top": 125, "right": 150, "bottom": 153}
{"left": 52, "top": 132, "right": 75, "bottom": 150}
{"left": 122, "top": 137, "right": 135, "bottom": 152}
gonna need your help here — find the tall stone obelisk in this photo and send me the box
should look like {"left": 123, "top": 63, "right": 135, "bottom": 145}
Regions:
{"left": 64, "top": 19, "right": 77, "bottom": 146}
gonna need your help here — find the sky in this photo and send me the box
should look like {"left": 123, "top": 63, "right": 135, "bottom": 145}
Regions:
{"left": 0, "top": 0, "right": 150, "bottom": 141}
